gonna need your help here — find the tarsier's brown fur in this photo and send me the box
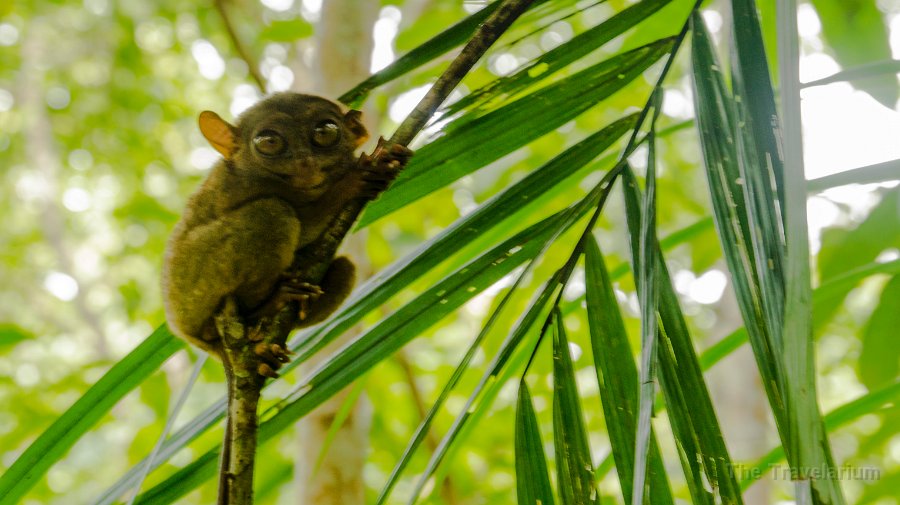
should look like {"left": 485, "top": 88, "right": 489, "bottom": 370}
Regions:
{"left": 162, "top": 93, "right": 410, "bottom": 365}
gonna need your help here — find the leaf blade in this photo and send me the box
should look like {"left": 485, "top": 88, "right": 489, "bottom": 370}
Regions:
{"left": 622, "top": 167, "right": 744, "bottom": 504}
{"left": 515, "top": 382, "right": 555, "bottom": 505}
{"left": 584, "top": 238, "right": 673, "bottom": 505}
{"left": 552, "top": 310, "right": 597, "bottom": 505}
{"left": 0, "top": 327, "right": 183, "bottom": 505}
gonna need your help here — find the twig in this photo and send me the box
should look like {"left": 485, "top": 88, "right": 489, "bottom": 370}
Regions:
{"left": 390, "top": 0, "right": 535, "bottom": 145}
{"left": 213, "top": 1, "right": 535, "bottom": 502}
{"left": 214, "top": 0, "right": 266, "bottom": 91}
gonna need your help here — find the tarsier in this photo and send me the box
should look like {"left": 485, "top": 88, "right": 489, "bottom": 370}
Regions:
{"left": 162, "top": 93, "right": 412, "bottom": 376}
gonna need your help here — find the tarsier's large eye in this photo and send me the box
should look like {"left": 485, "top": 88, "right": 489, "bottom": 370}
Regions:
{"left": 253, "top": 130, "right": 287, "bottom": 156}
{"left": 311, "top": 120, "right": 341, "bottom": 148}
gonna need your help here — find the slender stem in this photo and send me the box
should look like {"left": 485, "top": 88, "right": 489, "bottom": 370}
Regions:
{"left": 390, "top": 0, "right": 537, "bottom": 146}
{"left": 778, "top": 1, "right": 840, "bottom": 503}
{"left": 128, "top": 354, "right": 208, "bottom": 505}
{"left": 394, "top": 352, "right": 459, "bottom": 504}
{"left": 215, "top": 0, "right": 266, "bottom": 91}
{"left": 806, "top": 158, "right": 900, "bottom": 192}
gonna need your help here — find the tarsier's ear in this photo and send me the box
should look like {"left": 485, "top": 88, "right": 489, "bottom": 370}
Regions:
{"left": 343, "top": 109, "right": 369, "bottom": 148}
{"left": 199, "top": 111, "right": 237, "bottom": 158}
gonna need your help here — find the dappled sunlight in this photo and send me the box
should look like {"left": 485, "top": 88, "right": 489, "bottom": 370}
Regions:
{"left": 191, "top": 40, "right": 225, "bottom": 80}
{"left": 43, "top": 271, "right": 79, "bottom": 302}
{"left": 371, "top": 6, "right": 400, "bottom": 73}
{"left": 802, "top": 84, "right": 900, "bottom": 178}
{"left": 261, "top": 0, "right": 294, "bottom": 13}
{"left": 388, "top": 83, "right": 430, "bottom": 124}
{"left": 673, "top": 268, "right": 727, "bottom": 305}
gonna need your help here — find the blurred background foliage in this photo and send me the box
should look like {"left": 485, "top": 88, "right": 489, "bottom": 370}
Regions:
{"left": 0, "top": 0, "right": 898, "bottom": 504}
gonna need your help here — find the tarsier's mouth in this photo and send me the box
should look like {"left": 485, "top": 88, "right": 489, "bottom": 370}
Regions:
{"left": 273, "top": 171, "right": 328, "bottom": 191}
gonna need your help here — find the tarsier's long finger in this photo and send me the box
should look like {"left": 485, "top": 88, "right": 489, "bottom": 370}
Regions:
{"left": 271, "top": 343, "right": 292, "bottom": 362}
{"left": 277, "top": 277, "right": 324, "bottom": 296}
{"left": 298, "top": 295, "right": 309, "bottom": 320}
{"left": 254, "top": 342, "right": 291, "bottom": 363}
{"left": 388, "top": 143, "right": 413, "bottom": 158}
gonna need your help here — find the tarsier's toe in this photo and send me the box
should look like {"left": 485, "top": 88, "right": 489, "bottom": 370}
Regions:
{"left": 278, "top": 276, "right": 324, "bottom": 296}
{"left": 356, "top": 138, "right": 412, "bottom": 201}
{"left": 254, "top": 342, "right": 293, "bottom": 378}
{"left": 254, "top": 342, "right": 291, "bottom": 363}
{"left": 381, "top": 159, "right": 401, "bottom": 171}
{"left": 269, "top": 278, "right": 324, "bottom": 320}
{"left": 389, "top": 143, "right": 413, "bottom": 158}
{"left": 257, "top": 363, "right": 279, "bottom": 378}
{"left": 374, "top": 137, "right": 412, "bottom": 161}
{"left": 298, "top": 295, "right": 315, "bottom": 320}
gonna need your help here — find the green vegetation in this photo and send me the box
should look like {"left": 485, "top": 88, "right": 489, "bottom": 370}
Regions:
{"left": 1, "top": 0, "right": 898, "bottom": 503}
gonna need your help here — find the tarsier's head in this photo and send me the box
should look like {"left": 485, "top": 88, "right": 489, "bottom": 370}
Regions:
{"left": 199, "top": 93, "right": 369, "bottom": 198}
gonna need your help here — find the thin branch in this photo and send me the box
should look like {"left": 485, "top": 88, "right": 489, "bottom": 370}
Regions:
{"left": 214, "top": 0, "right": 266, "bottom": 91}
{"left": 390, "top": 0, "right": 536, "bottom": 146}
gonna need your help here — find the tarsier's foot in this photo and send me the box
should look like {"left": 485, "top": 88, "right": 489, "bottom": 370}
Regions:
{"left": 358, "top": 136, "right": 413, "bottom": 199}
{"left": 254, "top": 342, "right": 293, "bottom": 378}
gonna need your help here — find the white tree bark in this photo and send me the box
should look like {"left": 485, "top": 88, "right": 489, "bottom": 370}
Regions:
{"left": 294, "top": 2, "right": 379, "bottom": 503}
{"left": 706, "top": 270, "right": 773, "bottom": 505}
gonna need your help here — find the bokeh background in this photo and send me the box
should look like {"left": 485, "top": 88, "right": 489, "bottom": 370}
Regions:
{"left": 1, "top": 0, "right": 899, "bottom": 503}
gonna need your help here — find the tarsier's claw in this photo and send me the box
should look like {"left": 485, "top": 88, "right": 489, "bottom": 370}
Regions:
{"left": 272, "top": 343, "right": 293, "bottom": 361}
{"left": 358, "top": 137, "right": 413, "bottom": 201}
{"left": 254, "top": 342, "right": 291, "bottom": 363}
{"left": 257, "top": 363, "right": 279, "bottom": 379}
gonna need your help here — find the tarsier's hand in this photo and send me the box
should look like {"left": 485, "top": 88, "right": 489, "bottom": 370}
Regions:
{"left": 357, "top": 137, "right": 413, "bottom": 199}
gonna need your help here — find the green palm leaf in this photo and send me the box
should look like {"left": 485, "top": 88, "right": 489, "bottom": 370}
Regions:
{"left": 515, "top": 382, "right": 555, "bottom": 505}
{"left": 360, "top": 38, "right": 674, "bottom": 226}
